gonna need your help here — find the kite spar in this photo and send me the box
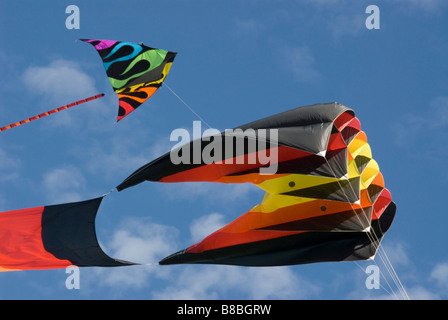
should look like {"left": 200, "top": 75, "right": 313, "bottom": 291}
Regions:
{"left": 0, "top": 93, "right": 104, "bottom": 132}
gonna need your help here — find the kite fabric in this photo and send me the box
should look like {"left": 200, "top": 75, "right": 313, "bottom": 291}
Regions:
{"left": 0, "top": 94, "right": 104, "bottom": 132}
{"left": 0, "top": 197, "right": 135, "bottom": 271}
{"left": 81, "top": 39, "right": 177, "bottom": 122}
{"left": 117, "top": 102, "right": 396, "bottom": 267}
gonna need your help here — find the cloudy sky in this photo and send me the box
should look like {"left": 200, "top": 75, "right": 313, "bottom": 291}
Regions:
{"left": 0, "top": 0, "right": 447, "bottom": 300}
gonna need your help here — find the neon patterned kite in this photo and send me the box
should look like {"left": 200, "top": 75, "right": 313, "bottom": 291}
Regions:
{"left": 117, "top": 102, "right": 396, "bottom": 266}
{"left": 81, "top": 39, "right": 177, "bottom": 122}
{"left": 0, "top": 197, "right": 134, "bottom": 271}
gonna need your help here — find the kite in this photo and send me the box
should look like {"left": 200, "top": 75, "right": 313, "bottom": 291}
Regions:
{"left": 0, "top": 94, "right": 104, "bottom": 133}
{"left": 0, "top": 197, "right": 134, "bottom": 271}
{"left": 117, "top": 102, "right": 396, "bottom": 267}
{"left": 81, "top": 39, "right": 177, "bottom": 122}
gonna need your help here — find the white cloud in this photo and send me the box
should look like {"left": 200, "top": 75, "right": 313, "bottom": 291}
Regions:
{"left": 305, "top": 0, "right": 342, "bottom": 5}
{"left": 0, "top": 147, "right": 21, "bottom": 183}
{"left": 189, "top": 212, "right": 226, "bottom": 243}
{"left": 84, "top": 136, "right": 152, "bottom": 181}
{"left": 234, "top": 18, "right": 266, "bottom": 37}
{"left": 21, "top": 59, "right": 108, "bottom": 129}
{"left": 294, "top": 1, "right": 365, "bottom": 39}
{"left": 84, "top": 213, "right": 448, "bottom": 300}
{"left": 153, "top": 265, "right": 320, "bottom": 300}
{"left": 407, "top": 285, "right": 441, "bottom": 300}
{"left": 392, "top": 0, "right": 448, "bottom": 12}
{"left": 23, "top": 59, "right": 98, "bottom": 102}
{"left": 429, "top": 97, "right": 448, "bottom": 127}
{"left": 430, "top": 262, "right": 448, "bottom": 291}
{"left": 353, "top": 243, "right": 448, "bottom": 300}
{"left": 380, "top": 242, "right": 410, "bottom": 268}
{"left": 283, "top": 46, "right": 322, "bottom": 83}
{"left": 241, "top": 267, "right": 320, "bottom": 299}
{"left": 92, "top": 216, "right": 179, "bottom": 289}
{"left": 41, "top": 165, "right": 86, "bottom": 203}
{"left": 88, "top": 211, "right": 320, "bottom": 299}
{"left": 331, "top": 11, "right": 365, "bottom": 38}
{"left": 393, "top": 96, "right": 448, "bottom": 149}
{"left": 78, "top": 119, "right": 169, "bottom": 183}
{"left": 309, "top": 0, "right": 447, "bottom": 12}
{"left": 108, "top": 217, "right": 178, "bottom": 264}
{"left": 148, "top": 135, "right": 176, "bottom": 159}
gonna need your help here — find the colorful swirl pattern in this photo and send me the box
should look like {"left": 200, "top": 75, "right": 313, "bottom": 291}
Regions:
{"left": 82, "top": 39, "right": 177, "bottom": 121}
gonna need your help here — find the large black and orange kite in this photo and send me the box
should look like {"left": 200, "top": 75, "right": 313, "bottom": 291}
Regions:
{"left": 0, "top": 102, "right": 395, "bottom": 270}
{"left": 117, "top": 102, "right": 396, "bottom": 267}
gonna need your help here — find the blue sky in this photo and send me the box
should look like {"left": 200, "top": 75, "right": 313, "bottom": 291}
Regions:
{"left": 0, "top": 0, "right": 447, "bottom": 300}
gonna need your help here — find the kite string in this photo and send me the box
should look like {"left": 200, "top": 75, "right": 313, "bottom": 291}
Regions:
{"left": 164, "top": 83, "right": 278, "bottom": 147}
{"left": 323, "top": 157, "right": 408, "bottom": 300}
{"left": 322, "top": 157, "right": 399, "bottom": 298}
{"left": 353, "top": 261, "right": 396, "bottom": 298}
{"left": 377, "top": 243, "right": 410, "bottom": 300}
{"left": 323, "top": 157, "right": 410, "bottom": 300}
{"left": 164, "top": 82, "right": 213, "bottom": 129}
{"left": 322, "top": 156, "right": 409, "bottom": 300}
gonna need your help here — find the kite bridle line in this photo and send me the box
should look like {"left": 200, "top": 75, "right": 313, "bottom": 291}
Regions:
{"left": 164, "top": 82, "right": 213, "bottom": 129}
{"left": 317, "top": 120, "right": 408, "bottom": 300}
{"left": 158, "top": 83, "right": 409, "bottom": 299}
{"left": 322, "top": 154, "right": 410, "bottom": 300}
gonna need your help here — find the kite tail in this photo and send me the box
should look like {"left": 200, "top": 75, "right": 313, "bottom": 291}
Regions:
{"left": 0, "top": 93, "right": 105, "bottom": 132}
